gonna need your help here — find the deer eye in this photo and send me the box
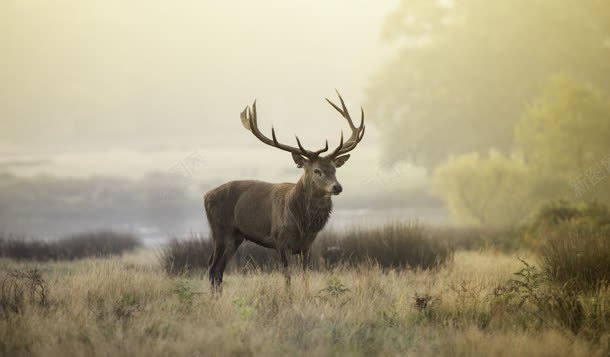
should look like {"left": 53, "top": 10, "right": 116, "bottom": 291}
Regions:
{"left": 314, "top": 169, "right": 322, "bottom": 176}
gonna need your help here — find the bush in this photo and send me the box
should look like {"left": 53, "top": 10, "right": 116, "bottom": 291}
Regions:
{"left": 159, "top": 235, "right": 285, "bottom": 276}
{"left": 523, "top": 201, "right": 610, "bottom": 291}
{"left": 160, "top": 223, "right": 454, "bottom": 276}
{"left": 539, "top": 223, "right": 609, "bottom": 291}
{"left": 159, "top": 236, "right": 212, "bottom": 276}
{"left": 313, "top": 223, "right": 453, "bottom": 270}
{"left": 535, "top": 200, "right": 610, "bottom": 227}
{"left": 431, "top": 150, "right": 538, "bottom": 227}
{"left": 525, "top": 200, "right": 610, "bottom": 248}
{"left": 0, "top": 231, "right": 141, "bottom": 261}
{"left": 432, "top": 226, "right": 524, "bottom": 252}
{"left": 0, "top": 269, "right": 48, "bottom": 317}
{"left": 494, "top": 260, "right": 609, "bottom": 338}
{"left": 54, "top": 231, "right": 141, "bottom": 259}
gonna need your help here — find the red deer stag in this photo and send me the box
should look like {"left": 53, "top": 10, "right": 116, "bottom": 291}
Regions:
{"left": 204, "top": 91, "right": 365, "bottom": 290}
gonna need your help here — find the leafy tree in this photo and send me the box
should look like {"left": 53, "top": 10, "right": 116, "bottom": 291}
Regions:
{"left": 367, "top": 0, "right": 610, "bottom": 168}
{"left": 433, "top": 76, "right": 610, "bottom": 227}
{"left": 432, "top": 150, "right": 538, "bottom": 226}
{"left": 516, "top": 74, "right": 610, "bottom": 203}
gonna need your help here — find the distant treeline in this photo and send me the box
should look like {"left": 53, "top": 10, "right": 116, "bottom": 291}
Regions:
{"left": 369, "top": 0, "right": 610, "bottom": 226}
{"left": 0, "top": 231, "right": 140, "bottom": 261}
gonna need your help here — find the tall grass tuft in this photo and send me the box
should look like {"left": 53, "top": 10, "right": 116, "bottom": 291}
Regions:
{"left": 314, "top": 223, "right": 452, "bottom": 270}
{"left": 159, "top": 235, "right": 212, "bottom": 276}
{"left": 0, "top": 231, "right": 141, "bottom": 261}
{"left": 523, "top": 201, "right": 610, "bottom": 291}
{"left": 0, "top": 269, "right": 48, "bottom": 317}
{"left": 160, "top": 223, "right": 453, "bottom": 275}
{"left": 538, "top": 223, "right": 609, "bottom": 291}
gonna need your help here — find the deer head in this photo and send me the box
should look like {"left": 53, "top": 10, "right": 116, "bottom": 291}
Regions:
{"left": 240, "top": 91, "right": 365, "bottom": 196}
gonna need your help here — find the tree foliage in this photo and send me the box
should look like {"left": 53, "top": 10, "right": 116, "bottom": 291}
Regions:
{"left": 432, "top": 76, "right": 610, "bottom": 226}
{"left": 367, "top": 0, "right": 610, "bottom": 168}
{"left": 515, "top": 74, "right": 610, "bottom": 203}
{"left": 432, "top": 150, "right": 536, "bottom": 226}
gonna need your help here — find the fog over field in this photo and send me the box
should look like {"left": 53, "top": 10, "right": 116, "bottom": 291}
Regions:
{"left": 1, "top": 1, "right": 450, "bottom": 240}
{"left": 3, "top": 0, "right": 609, "bottom": 240}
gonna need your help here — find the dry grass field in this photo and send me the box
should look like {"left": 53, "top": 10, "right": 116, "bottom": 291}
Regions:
{"left": 4, "top": 2, "right": 610, "bottom": 356}
{"left": 1, "top": 247, "right": 607, "bottom": 357}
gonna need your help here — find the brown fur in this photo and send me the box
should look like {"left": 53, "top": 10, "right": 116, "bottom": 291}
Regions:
{"left": 204, "top": 156, "right": 343, "bottom": 289}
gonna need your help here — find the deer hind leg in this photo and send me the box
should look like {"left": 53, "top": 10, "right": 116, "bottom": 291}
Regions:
{"left": 209, "top": 228, "right": 243, "bottom": 292}
{"left": 205, "top": 192, "right": 234, "bottom": 292}
{"left": 208, "top": 236, "right": 225, "bottom": 291}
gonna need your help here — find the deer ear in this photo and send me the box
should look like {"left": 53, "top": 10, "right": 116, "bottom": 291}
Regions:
{"left": 333, "top": 154, "right": 350, "bottom": 168}
{"left": 292, "top": 153, "right": 307, "bottom": 168}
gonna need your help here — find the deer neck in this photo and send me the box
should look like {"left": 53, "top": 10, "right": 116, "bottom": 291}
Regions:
{"left": 289, "top": 176, "right": 332, "bottom": 235}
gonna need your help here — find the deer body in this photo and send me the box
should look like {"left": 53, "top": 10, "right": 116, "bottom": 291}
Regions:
{"left": 205, "top": 92, "right": 365, "bottom": 290}
{"left": 205, "top": 178, "right": 331, "bottom": 253}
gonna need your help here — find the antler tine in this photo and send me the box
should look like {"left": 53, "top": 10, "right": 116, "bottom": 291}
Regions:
{"left": 316, "top": 140, "right": 329, "bottom": 155}
{"left": 359, "top": 125, "right": 366, "bottom": 142}
{"left": 325, "top": 91, "right": 365, "bottom": 158}
{"left": 271, "top": 127, "right": 280, "bottom": 145}
{"left": 359, "top": 107, "right": 365, "bottom": 128}
{"left": 335, "top": 89, "right": 357, "bottom": 129}
{"left": 242, "top": 100, "right": 327, "bottom": 159}
{"left": 327, "top": 131, "right": 344, "bottom": 158}
{"left": 295, "top": 136, "right": 309, "bottom": 157}
{"left": 252, "top": 100, "right": 257, "bottom": 125}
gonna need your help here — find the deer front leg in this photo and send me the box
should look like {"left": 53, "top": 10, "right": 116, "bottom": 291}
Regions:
{"left": 301, "top": 249, "right": 312, "bottom": 291}
{"left": 301, "top": 249, "right": 311, "bottom": 273}
{"left": 278, "top": 246, "right": 291, "bottom": 286}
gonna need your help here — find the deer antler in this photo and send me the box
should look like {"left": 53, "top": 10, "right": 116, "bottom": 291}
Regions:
{"left": 240, "top": 101, "right": 329, "bottom": 159}
{"left": 240, "top": 91, "right": 364, "bottom": 160}
{"left": 325, "top": 90, "right": 366, "bottom": 158}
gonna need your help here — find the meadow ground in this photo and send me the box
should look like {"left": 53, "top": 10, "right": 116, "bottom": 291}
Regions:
{"left": 1, "top": 248, "right": 607, "bottom": 357}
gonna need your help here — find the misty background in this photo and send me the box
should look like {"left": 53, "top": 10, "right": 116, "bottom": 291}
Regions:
{"left": 1, "top": 0, "right": 445, "bottom": 241}
{"left": 2, "top": 0, "right": 609, "bottom": 242}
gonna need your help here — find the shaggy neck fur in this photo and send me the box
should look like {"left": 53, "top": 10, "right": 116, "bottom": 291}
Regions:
{"left": 289, "top": 175, "right": 332, "bottom": 235}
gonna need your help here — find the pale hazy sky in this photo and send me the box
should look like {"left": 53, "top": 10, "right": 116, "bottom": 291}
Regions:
{"left": 0, "top": 0, "right": 429, "bottom": 191}
{"left": 1, "top": 1, "right": 397, "bottom": 165}
{"left": 0, "top": 1, "right": 451, "bottom": 236}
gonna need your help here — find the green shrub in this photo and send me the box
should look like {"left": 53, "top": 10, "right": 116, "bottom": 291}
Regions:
{"left": 522, "top": 201, "right": 610, "bottom": 291}
{"left": 535, "top": 200, "right": 610, "bottom": 227}
{"left": 494, "top": 260, "right": 609, "bottom": 338}
{"left": 524, "top": 200, "right": 610, "bottom": 248}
